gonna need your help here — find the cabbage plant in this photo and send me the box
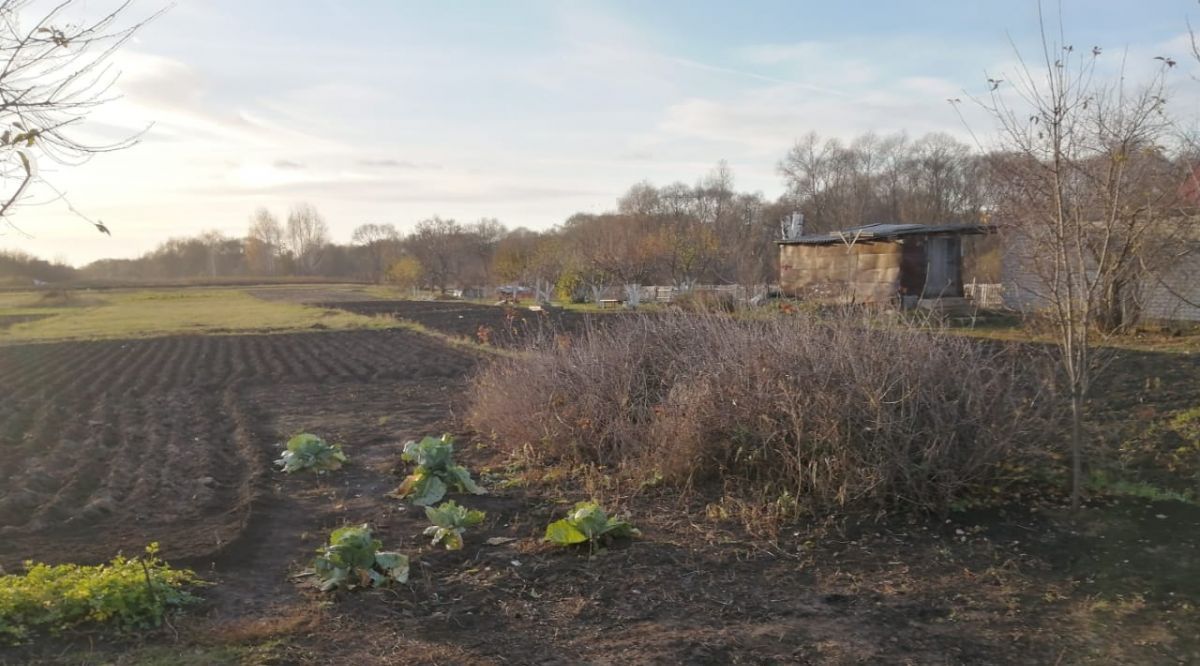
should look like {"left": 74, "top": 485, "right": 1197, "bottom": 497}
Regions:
{"left": 392, "top": 434, "right": 484, "bottom": 506}
{"left": 544, "top": 501, "right": 639, "bottom": 552}
{"left": 423, "top": 500, "right": 486, "bottom": 550}
{"left": 311, "top": 525, "right": 408, "bottom": 592}
{"left": 275, "top": 433, "right": 347, "bottom": 474}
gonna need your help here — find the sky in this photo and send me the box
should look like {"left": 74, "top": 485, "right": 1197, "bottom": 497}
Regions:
{"left": 6, "top": 0, "right": 1200, "bottom": 266}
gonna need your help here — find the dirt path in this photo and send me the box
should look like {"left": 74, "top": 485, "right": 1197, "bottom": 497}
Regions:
{"left": 196, "top": 378, "right": 465, "bottom": 626}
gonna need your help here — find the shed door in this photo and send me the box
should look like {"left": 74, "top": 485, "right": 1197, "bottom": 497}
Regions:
{"left": 923, "top": 236, "right": 962, "bottom": 298}
{"left": 899, "top": 238, "right": 926, "bottom": 296}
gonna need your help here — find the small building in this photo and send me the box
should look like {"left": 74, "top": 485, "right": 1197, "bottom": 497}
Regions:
{"left": 1002, "top": 233, "right": 1200, "bottom": 323}
{"left": 496, "top": 284, "right": 535, "bottom": 301}
{"left": 777, "top": 222, "right": 995, "bottom": 307}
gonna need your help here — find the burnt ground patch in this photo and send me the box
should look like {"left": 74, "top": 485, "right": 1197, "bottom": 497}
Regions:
{"left": 326, "top": 300, "right": 607, "bottom": 347}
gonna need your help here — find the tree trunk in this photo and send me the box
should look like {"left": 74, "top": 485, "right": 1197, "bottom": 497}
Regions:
{"left": 1098, "top": 279, "right": 1123, "bottom": 333}
{"left": 1070, "top": 391, "right": 1084, "bottom": 510}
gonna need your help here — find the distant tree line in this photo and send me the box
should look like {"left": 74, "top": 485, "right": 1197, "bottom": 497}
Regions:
{"left": 780, "top": 131, "right": 988, "bottom": 233}
{"left": 0, "top": 251, "right": 75, "bottom": 285}
{"left": 5, "top": 127, "right": 1196, "bottom": 305}
{"left": 38, "top": 133, "right": 991, "bottom": 293}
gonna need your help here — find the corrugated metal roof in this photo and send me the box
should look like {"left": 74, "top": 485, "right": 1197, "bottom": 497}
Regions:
{"left": 778, "top": 222, "right": 995, "bottom": 245}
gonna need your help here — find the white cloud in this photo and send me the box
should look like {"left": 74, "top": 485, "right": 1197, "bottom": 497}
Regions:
{"left": 8, "top": 4, "right": 1200, "bottom": 267}
{"left": 656, "top": 76, "right": 979, "bottom": 156}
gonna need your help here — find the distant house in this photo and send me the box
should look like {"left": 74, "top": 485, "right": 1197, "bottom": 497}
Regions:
{"left": 1140, "top": 256, "right": 1200, "bottom": 322}
{"left": 496, "top": 284, "right": 534, "bottom": 301}
{"left": 1000, "top": 170, "right": 1200, "bottom": 323}
{"left": 777, "top": 222, "right": 996, "bottom": 307}
{"left": 1002, "top": 237, "right": 1200, "bottom": 323}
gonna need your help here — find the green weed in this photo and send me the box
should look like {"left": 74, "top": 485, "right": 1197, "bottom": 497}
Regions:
{"left": 0, "top": 543, "right": 200, "bottom": 644}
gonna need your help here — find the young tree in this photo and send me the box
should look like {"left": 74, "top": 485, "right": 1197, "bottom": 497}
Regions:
{"left": 981, "top": 8, "right": 1185, "bottom": 508}
{"left": 386, "top": 255, "right": 423, "bottom": 290}
{"left": 0, "top": 1, "right": 161, "bottom": 233}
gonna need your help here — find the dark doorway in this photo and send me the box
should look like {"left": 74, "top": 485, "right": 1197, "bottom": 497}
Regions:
{"left": 900, "top": 238, "right": 927, "bottom": 297}
{"left": 923, "top": 236, "right": 962, "bottom": 297}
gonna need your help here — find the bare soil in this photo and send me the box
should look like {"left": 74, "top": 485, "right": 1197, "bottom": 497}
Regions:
{"left": 328, "top": 300, "right": 603, "bottom": 347}
{"left": 0, "top": 314, "right": 50, "bottom": 330}
{"left": 244, "top": 285, "right": 389, "bottom": 304}
{"left": 0, "top": 330, "right": 476, "bottom": 568}
{"left": 0, "top": 328, "right": 1197, "bottom": 665}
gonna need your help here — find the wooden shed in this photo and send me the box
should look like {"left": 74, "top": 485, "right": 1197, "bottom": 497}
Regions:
{"left": 777, "top": 223, "right": 995, "bottom": 307}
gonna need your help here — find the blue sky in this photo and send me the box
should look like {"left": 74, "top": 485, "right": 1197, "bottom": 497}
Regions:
{"left": 9, "top": 0, "right": 1200, "bottom": 265}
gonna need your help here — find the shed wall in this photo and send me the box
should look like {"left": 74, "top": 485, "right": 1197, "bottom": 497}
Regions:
{"left": 779, "top": 241, "right": 902, "bottom": 303}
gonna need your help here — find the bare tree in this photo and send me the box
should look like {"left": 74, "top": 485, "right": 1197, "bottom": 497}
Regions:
{"left": 199, "top": 229, "right": 226, "bottom": 278}
{"left": 981, "top": 6, "right": 1185, "bottom": 508}
{"left": 286, "top": 202, "right": 329, "bottom": 274}
{"left": 778, "top": 130, "right": 984, "bottom": 233}
{"left": 492, "top": 227, "right": 541, "bottom": 286}
{"left": 0, "top": 0, "right": 161, "bottom": 234}
{"left": 561, "top": 212, "right": 660, "bottom": 302}
{"left": 463, "top": 217, "right": 506, "bottom": 288}
{"left": 246, "top": 207, "right": 283, "bottom": 275}
{"left": 406, "top": 215, "right": 463, "bottom": 293}
{"left": 351, "top": 222, "right": 400, "bottom": 282}
{"left": 903, "top": 133, "right": 983, "bottom": 223}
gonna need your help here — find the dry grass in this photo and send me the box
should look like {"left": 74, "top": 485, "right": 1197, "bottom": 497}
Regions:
{"left": 468, "top": 313, "right": 1056, "bottom": 522}
{"left": 669, "top": 290, "right": 737, "bottom": 313}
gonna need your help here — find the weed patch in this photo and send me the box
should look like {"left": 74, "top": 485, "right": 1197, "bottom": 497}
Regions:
{"left": 0, "top": 544, "right": 200, "bottom": 644}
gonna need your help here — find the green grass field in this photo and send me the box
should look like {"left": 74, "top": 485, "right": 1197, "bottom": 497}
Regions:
{"left": 0, "top": 286, "right": 401, "bottom": 344}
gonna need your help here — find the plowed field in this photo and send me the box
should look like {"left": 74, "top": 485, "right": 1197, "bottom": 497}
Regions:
{"left": 1, "top": 322, "right": 1197, "bottom": 664}
{"left": 0, "top": 329, "right": 477, "bottom": 568}
{"left": 327, "top": 300, "right": 599, "bottom": 347}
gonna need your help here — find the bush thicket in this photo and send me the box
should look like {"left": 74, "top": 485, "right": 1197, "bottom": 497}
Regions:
{"left": 468, "top": 314, "right": 1053, "bottom": 518}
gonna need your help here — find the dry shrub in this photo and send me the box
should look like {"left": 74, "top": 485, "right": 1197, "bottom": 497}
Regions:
{"left": 670, "top": 290, "right": 736, "bottom": 313}
{"left": 467, "top": 313, "right": 1054, "bottom": 517}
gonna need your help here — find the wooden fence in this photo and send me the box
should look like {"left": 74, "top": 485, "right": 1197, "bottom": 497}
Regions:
{"left": 964, "top": 282, "right": 1005, "bottom": 309}
{"left": 630, "top": 284, "right": 771, "bottom": 304}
